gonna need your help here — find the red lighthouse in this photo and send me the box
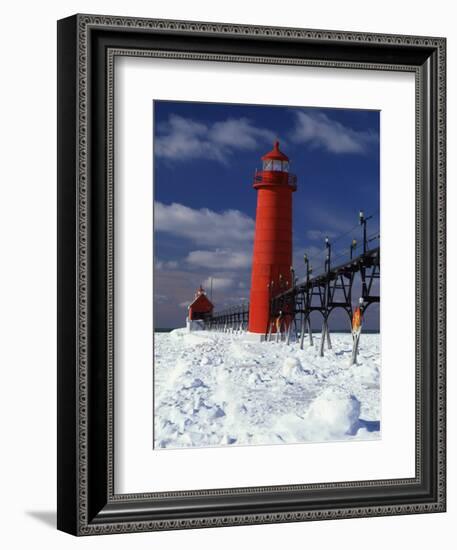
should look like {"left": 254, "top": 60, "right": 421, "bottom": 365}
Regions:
{"left": 248, "top": 141, "right": 297, "bottom": 334}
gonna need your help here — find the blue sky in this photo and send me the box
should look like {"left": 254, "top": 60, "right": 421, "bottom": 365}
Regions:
{"left": 153, "top": 100, "right": 380, "bottom": 330}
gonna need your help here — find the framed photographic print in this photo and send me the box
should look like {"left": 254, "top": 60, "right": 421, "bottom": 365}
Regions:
{"left": 57, "top": 14, "right": 446, "bottom": 535}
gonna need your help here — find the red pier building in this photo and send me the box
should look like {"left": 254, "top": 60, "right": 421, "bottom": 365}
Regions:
{"left": 248, "top": 142, "right": 297, "bottom": 334}
{"left": 188, "top": 285, "right": 214, "bottom": 321}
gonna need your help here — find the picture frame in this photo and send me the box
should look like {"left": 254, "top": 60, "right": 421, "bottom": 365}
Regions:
{"left": 57, "top": 13, "right": 446, "bottom": 535}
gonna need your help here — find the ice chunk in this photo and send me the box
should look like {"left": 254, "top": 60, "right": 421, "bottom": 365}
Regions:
{"left": 352, "top": 364, "right": 380, "bottom": 388}
{"left": 281, "top": 356, "right": 305, "bottom": 379}
{"left": 304, "top": 387, "right": 361, "bottom": 439}
{"left": 182, "top": 333, "right": 214, "bottom": 346}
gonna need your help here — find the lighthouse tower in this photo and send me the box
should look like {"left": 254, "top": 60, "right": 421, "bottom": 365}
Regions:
{"left": 248, "top": 141, "right": 297, "bottom": 334}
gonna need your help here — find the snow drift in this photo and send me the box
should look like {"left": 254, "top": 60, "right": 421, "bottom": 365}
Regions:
{"left": 154, "top": 330, "right": 381, "bottom": 449}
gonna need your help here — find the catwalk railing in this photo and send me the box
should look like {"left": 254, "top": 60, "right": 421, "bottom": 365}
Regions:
{"left": 203, "top": 210, "right": 380, "bottom": 363}
{"left": 204, "top": 302, "right": 249, "bottom": 332}
{"left": 269, "top": 244, "right": 379, "bottom": 357}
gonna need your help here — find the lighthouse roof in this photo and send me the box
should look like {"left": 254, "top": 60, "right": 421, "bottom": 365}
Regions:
{"left": 188, "top": 286, "right": 213, "bottom": 309}
{"left": 261, "top": 141, "right": 289, "bottom": 161}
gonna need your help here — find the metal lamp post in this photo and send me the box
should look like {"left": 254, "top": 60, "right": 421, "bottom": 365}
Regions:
{"left": 359, "top": 210, "right": 373, "bottom": 254}
{"left": 301, "top": 253, "right": 314, "bottom": 348}
{"left": 350, "top": 238, "right": 357, "bottom": 260}
{"left": 321, "top": 236, "right": 332, "bottom": 356}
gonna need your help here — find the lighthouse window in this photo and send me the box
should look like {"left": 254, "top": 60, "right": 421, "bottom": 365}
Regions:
{"left": 263, "top": 159, "right": 289, "bottom": 171}
{"left": 272, "top": 160, "right": 283, "bottom": 171}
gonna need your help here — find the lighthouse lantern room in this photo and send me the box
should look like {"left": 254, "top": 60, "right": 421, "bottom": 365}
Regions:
{"left": 261, "top": 141, "right": 290, "bottom": 172}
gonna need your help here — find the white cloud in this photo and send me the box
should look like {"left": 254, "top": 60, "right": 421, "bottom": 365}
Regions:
{"left": 186, "top": 248, "right": 251, "bottom": 270}
{"left": 202, "top": 277, "right": 234, "bottom": 291}
{"left": 291, "top": 111, "right": 378, "bottom": 154}
{"left": 155, "top": 114, "right": 276, "bottom": 163}
{"left": 155, "top": 259, "right": 178, "bottom": 270}
{"left": 154, "top": 294, "right": 168, "bottom": 304}
{"left": 155, "top": 202, "right": 254, "bottom": 247}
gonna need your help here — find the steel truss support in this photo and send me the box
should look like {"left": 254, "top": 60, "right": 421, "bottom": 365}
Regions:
{"left": 267, "top": 247, "right": 380, "bottom": 355}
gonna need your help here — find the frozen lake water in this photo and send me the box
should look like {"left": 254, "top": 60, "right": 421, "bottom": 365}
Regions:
{"left": 154, "top": 329, "right": 381, "bottom": 449}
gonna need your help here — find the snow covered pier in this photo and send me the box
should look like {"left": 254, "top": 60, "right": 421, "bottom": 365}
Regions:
{"left": 154, "top": 329, "right": 380, "bottom": 450}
